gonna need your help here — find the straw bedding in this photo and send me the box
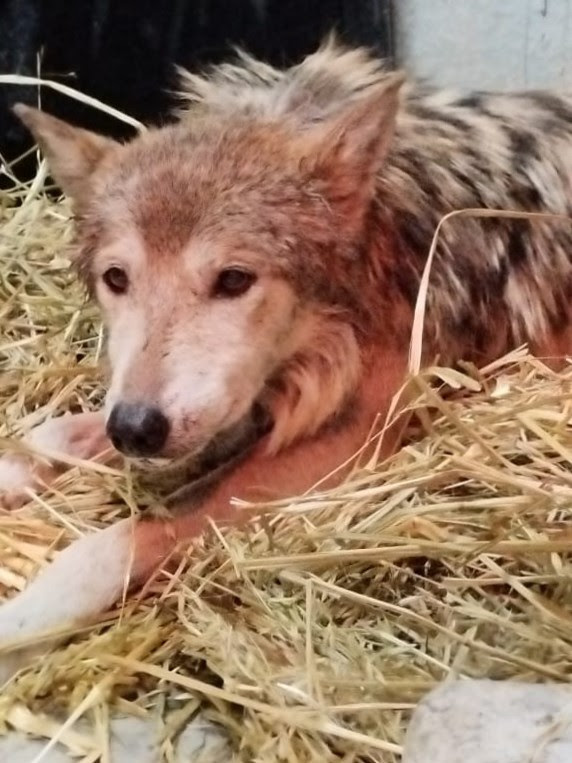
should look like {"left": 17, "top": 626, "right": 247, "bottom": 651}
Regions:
{"left": 1, "top": 157, "right": 572, "bottom": 762}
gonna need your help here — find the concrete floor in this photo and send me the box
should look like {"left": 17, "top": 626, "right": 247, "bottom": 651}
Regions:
{"left": 0, "top": 714, "right": 231, "bottom": 763}
{"left": 3, "top": 681, "right": 572, "bottom": 762}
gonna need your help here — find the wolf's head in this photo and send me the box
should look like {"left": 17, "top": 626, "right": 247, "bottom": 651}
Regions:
{"left": 15, "top": 48, "right": 403, "bottom": 460}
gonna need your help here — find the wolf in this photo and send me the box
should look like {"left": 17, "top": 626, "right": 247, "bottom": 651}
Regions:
{"left": 1, "top": 39, "right": 572, "bottom": 681}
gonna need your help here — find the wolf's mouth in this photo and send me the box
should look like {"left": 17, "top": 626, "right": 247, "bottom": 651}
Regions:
{"left": 133, "top": 401, "right": 274, "bottom": 506}
{"left": 193, "top": 401, "right": 274, "bottom": 474}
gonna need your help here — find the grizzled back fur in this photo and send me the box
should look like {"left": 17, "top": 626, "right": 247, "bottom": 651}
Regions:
{"left": 180, "top": 37, "right": 572, "bottom": 363}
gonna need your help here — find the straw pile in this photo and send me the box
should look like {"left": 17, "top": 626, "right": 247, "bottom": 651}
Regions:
{"left": 1, "top": 153, "right": 572, "bottom": 763}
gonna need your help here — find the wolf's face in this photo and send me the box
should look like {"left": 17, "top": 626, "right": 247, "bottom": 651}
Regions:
{"left": 14, "top": 73, "right": 401, "bottom": 458}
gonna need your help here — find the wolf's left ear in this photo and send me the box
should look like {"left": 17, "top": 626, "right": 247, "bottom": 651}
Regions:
{"left": 13, "top": 104, "right": 118, "bottom": 205}
{"left": 299, "top": 72, "right": 404, "bottom": 225}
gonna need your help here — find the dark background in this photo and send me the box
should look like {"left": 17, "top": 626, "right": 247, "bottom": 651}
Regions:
{"left": 0, "top": 0, "right": 394, "bottom": 177}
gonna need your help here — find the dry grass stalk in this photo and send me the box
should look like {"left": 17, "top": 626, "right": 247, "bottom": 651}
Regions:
{"left": 0, "top": 130, "right": 572, "bottom": 763}
{"left": 0, "top": 74, "right": 145, "bottom": 131}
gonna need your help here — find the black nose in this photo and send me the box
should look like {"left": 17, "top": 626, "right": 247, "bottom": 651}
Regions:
{"left": 107, "top": 403, "right": 170, "bottom": 456}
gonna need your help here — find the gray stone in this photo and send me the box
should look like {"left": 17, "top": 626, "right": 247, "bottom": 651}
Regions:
{"left": 0, "top": 713, "right": 231, "bottom": 762}
{"left": 403, "top": 680, "right": 572, "bottom": 763}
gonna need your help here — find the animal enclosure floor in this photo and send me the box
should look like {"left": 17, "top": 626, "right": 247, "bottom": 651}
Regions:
{"left": 0, "top": 184, "right": 572, "bottom": 761}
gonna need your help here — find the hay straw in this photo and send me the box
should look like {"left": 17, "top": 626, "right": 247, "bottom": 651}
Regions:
{"left": 0, "top": 75, "right": 145, "bottom": 131}
{"left": 1, "top": 105, "right": 572, "bottom": 763}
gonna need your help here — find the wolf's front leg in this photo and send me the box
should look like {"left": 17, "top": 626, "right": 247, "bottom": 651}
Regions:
{"left": 0, "top": 440, "right": 314, "bottom": 684}
{"left": 0, "top": 411, "right": 112, "bottom": 509}
{"left": 0, "top": 517, "right": 135, "bottom": 684}
{"left": 0, "top": 395, "right": 403, "bottom": 684}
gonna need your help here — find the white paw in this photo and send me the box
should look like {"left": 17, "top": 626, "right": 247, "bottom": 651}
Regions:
{"left": 0, "top": 455, "right": 36, "bottom": 510}
{"left": 0, "top": 412, "right": 112, "bottom": 511}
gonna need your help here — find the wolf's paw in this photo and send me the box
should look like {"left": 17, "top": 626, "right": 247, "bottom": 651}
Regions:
{"left": 0, "top": 455, "right": 39, "bottom": 510}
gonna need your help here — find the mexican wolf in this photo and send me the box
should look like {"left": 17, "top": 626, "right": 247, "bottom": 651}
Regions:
{"left": 0, "top": 38, "right": 571, "bottom": 679}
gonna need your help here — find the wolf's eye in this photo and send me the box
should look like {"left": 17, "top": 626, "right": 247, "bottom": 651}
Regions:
{"left": 102, "top": 267, "right": 129, "bottom": 294}
{"left": 213, "top": 268, "right": 257, "bottom": 298}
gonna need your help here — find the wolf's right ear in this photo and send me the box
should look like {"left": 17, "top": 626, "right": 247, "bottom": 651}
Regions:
{"left": 13, "top": 104, "right": 118, "bottom": 205}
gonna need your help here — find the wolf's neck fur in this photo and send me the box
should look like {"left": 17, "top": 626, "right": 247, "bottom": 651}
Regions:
{"left": 266, "top": 311, "right": 409, "bottom": 462}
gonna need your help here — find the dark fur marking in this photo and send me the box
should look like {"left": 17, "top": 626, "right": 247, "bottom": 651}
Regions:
{"left": 395, "top": 211, "right": 434, "bottom": 267}
{"left": 541, "top": 116, "right": 572, "bottom": 138}
{"left": 510, "top": 183, "right": 542, "bottom": 210}
{"left": 448, "top": 166, "right": 487, "bottom": 207}
{"left": 392, "top": 261, "right": 421, "bottom": 305}
{"left": 505, "top": 127, "right": 540, "bottom": 172}
{"left": 529, "top": 92, "right": 572, "bottom": 124}
{"left": 497, "top": 258, "right": 509, "bottom": 289}
{"left": 547, "top": 292, "right": 570, "bottom": 332}
{"left": 409, "top": 104, "right": 474, "bottom": 134}
{"left": 463, "top": 148, "right": 495, "bottom": 183}
{"left": 457, "top": 310, "right": 477, "bottom": 335}
{"left": 454, "top": 94, "right": 486, "bottom": 109}
{"left": 473, "top": 325, "right": 492, "bottom": 355}
{"left": 507, "top": 225, "right": 528, "bottom": 266}
{"left": 457, "top": 260, "right": 485, "bottom": 302}
{"left": 393, "top": 148, "right": 439, "bottom": 200}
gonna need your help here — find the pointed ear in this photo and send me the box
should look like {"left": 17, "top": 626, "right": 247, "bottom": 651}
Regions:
{"left": 298, "top": 72, "right": 404, "bottom": 226}
{"left": 13, "top": 104, "right": 118, "bottom": 204}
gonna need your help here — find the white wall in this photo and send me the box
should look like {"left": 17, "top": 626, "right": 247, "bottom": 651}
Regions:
{"left": 396, "top": 0, "right": 572, "bottom": 90}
